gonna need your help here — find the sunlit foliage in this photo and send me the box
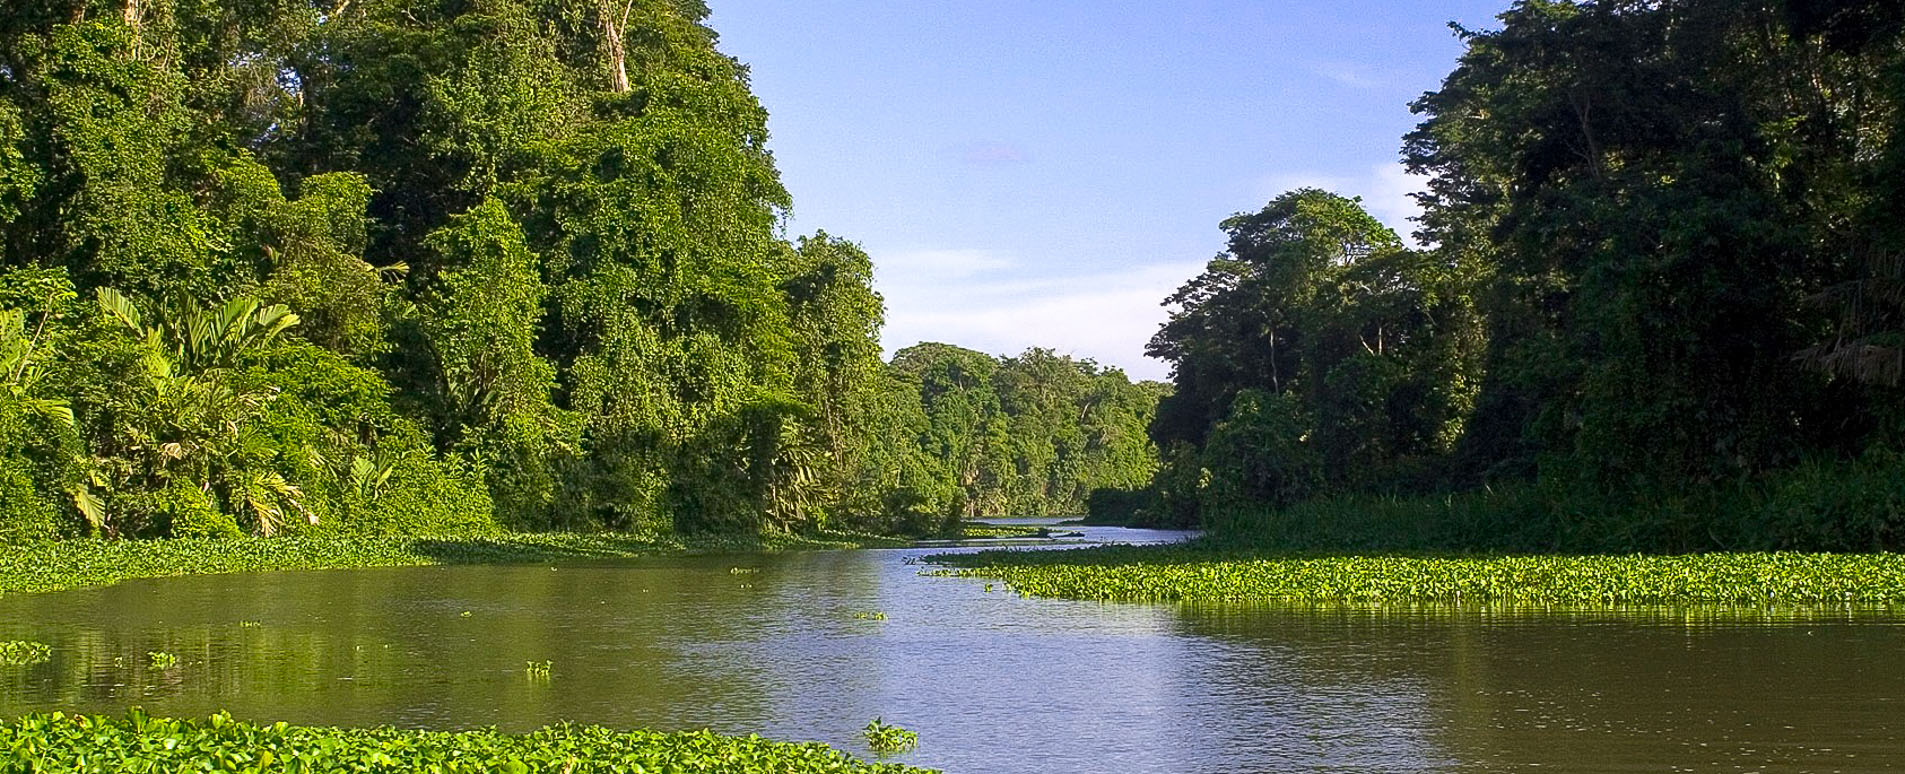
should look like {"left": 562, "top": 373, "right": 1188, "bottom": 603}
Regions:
{"left": 0, "top": 710, "right": 935, "bottom": 773}
{"left": 0, "top": 2, "right": 1159, "bottom": 543}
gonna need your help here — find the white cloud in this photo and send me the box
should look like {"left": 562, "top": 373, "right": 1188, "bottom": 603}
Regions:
{"left": 1367, "top": 162, "right": 1428, "bottom": 238}
{"left": 874, "top": 254, "right": 1203, "bottom": 381}
{"left": 1256, "top": 162, "right": 1429, "bottom": 246}
{"left": 864, "top": 166, "right": 1434, "bottom": 382}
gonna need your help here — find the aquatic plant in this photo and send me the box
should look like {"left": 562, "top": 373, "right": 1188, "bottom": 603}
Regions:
{"left": 147, "top": 651, "right": 180, "bottom": 670}
{"left": 955, "top": 522, "right": 1047, "bottom": 539}
{"left": 0, "top": 710, "right": 936, "bottom": 773}
{"left": 524, "top": 660, "right": 552, "bottom": 678}
{"left": 237, "top": 620, "right": 262, "bottom": 628}
{"left": 852, "top": 611, "right": 888, "bottom": 621}
{"left": 0, "top": 641, "right": 51, "bottom": 665}
{"left": 0, "top": 532, "right": 901, "bottom": 597}
{"left": 926, "top": 547, "right": 1905, "bottom": 606}
{"left": 862, "top": 718, "right": 917, "bottom": 755}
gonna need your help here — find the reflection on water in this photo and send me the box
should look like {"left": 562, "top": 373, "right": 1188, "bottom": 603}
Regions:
{"left": 1, "top": 525, "right": 1900, "bottom": 773}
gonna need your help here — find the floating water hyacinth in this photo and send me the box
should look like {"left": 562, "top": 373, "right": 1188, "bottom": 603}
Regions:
{"left": 0, "top": 533, "right": 892, "bottom": 597}
{"left": 0, "top": 641, "right": 51, "bottom": 666}
{"left": 0, "top": 711, "right": 938, "bottom": 773}
{"left": 926, "top": 547, "right": 1905, "bottom": 606}
{"left": 862, "top": 718, "right": 917, "bottom": 755}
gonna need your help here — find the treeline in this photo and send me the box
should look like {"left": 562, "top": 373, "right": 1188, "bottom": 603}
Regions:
{"left": 1138, "top": 0, "right": 1905, "bottom": 551}
{"left": 0, "top": 1, "right": 1159, "bottom": 543}
{"left": 876, "top": 343, "right": 1165, "bottom": 529}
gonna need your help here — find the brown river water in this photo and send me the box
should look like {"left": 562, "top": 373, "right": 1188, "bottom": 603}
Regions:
{"left": 2, "top": 521, "right": 1901, "bottom": 772}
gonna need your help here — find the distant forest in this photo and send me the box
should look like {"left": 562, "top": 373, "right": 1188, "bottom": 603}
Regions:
{"left": 0, "top": 0, "right": 1161, "bottom": 542}
{"left": 1131, "top": 0, "right": 1905, "bottom": 552}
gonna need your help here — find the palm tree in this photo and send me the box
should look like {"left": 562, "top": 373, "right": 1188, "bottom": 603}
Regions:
{"left": 80, "top": 289, "right": 313, "bottom": 536}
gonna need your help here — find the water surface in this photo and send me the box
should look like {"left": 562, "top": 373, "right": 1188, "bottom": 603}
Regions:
{"left": 2, "top": 523, "right": 1900, "bottom": 772}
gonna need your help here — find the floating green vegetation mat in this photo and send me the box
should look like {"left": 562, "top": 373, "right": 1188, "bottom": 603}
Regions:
{"left": 0, "top": 532, "right": 903, "bottom": 596}
{"left": 0, "top": 641, "right": 51, "bottom": 666}
{"left": 862, "top": 718, "right": 918, "bottom": 756}
{"left": 0, "top": 710, "right": 935, "bottom": 773}
{"left": 924, "top": 545, "right": 1905, "bottom": 606}
{"left": 951, "top": 522, "right": 1048, "bottom": 539}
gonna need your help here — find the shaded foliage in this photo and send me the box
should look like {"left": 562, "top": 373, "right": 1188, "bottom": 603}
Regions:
{"left": 1148, "top": 0, "right": 1905, "bottom": 551}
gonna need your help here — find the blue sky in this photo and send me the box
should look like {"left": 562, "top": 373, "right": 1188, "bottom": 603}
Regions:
{"left": 707, "top": 1, "right": 1512, "bottom": 381}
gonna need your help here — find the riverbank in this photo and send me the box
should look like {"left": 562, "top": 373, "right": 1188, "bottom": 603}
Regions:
{"left": 0, "top": 710, "right": 932, "bottom": 773}
{"left": 0, "top": 531, "right": 908, "bottom": 596}
{"left": 925, "top": 545, "right": 1905, "bottom": 606}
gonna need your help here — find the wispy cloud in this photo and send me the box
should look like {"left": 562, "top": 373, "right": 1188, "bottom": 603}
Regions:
{"left": 1308, "top": 61, "right": 1388, "bottom": 89}
{"left": 867, "top": 166, "right": 1433, "bottom": 379}
{"left": 874, "top": 252, "right": 1202, "bottom": 381}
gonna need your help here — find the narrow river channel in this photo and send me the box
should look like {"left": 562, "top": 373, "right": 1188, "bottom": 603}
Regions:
{"left": 2, "top": 522, "right": 1901, "bottom": 773}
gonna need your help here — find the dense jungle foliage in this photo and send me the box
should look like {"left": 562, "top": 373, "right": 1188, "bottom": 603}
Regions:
{"left": 1141, "top": 0, "right": 1905, "bottom": 551}
{"left": 0, "top": 0, "right": 1160, "bottom": 543}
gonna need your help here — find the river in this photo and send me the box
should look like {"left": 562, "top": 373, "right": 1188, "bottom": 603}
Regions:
{"left": 2, "top": 521, "right": 1901, "bottom": 772}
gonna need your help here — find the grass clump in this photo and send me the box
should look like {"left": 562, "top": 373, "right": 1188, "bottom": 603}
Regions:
{"left": 0, "top": 531, "right": 902, "bottom": 596}
{"left": 926, "top": 546, "right": 1905, "bottom": 606}
{"left": 0, "top": 641, "right": 50, "bottom": 666}
{"left": 862, "top": 718, "right": 917, "bottom": 755}
{"left": 0, "top": 710, "right": 935, "bottom": 773}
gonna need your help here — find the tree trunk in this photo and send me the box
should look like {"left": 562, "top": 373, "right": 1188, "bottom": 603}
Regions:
{"left": 598, "top": 0, "right": 631, "bottom": 93}
{"left": 124, "top": 0, "right": 141, "bottom": 55}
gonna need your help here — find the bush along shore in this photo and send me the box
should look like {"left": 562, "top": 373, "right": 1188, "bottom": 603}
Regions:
{"left": 924, "top": 545, "right": 1905, "bottom": 607}
{"left": 0, "top": 710, "right": 934, "bottom": 774}
{"left": 0, "top": 532, "right": 907, "bottom": 597}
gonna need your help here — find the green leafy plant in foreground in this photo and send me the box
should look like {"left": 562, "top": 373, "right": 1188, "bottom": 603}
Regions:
{"left": 0, "top": 641, "right": 50, "bottom": 665}
{"left": 0, "top": 710, "right": 936, "bottom": 773}
{"left": 926, "top": 546, "right": 1905, "bottom": 606}
{"left": 863, "top": 718, "right": 917, "bottom": 755}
